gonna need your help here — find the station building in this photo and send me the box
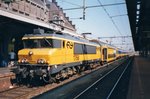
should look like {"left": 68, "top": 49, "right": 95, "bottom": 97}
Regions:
{"left": 0, "top": 0, "right": 76, "bottom": 66}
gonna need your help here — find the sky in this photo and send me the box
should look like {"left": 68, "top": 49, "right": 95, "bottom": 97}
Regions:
{"left": 55, "top": 0, "right": 134, "bottom": 51}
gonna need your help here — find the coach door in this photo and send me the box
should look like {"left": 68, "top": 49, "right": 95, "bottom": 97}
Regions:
{"left": 103, "top": 48, "right": 107, "bottom": 61}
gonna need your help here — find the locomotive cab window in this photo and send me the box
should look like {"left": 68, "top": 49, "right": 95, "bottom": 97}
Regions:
{"left": 23, "top": 38, "right": 61, "bottom": 48}
{"left": 52, "top": 39, "right": 61, "bottom": 48}
{"left": 41, "top": 39, "right": 52, "bottom": 48}
{"left": 23, "top": 39, "right": 40, "bottom": 48}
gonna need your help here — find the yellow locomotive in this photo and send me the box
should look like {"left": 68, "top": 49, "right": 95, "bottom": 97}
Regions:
{"left": 13, "top": 29, "right": 127, "bottom": 84}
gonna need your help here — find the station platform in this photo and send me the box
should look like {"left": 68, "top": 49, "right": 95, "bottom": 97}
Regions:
{"left": 127, "top": 56, "right": 150, "bottom": 99}
{"left": 0, "top": 67, "right": 14, "bottom": 77}
{"left": 0, "top": 67, "right": 15, "bottom": 92}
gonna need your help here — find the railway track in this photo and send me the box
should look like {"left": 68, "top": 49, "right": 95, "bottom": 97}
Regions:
{"left": 33, "top": 57, "right": 130, "bottom": 99}
{"left": 0, "top": 57, "right": 128, "bottom": 99}
{"left": 73, "top": 57, "right": 133, "bottom": 99}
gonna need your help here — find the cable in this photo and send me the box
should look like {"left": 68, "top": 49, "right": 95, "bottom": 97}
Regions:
{"left": 63, "top": 2, "right": 125, "bottom": 11}
{"left": 114, "top": 0, "right": 132, "bottom": 50}
{"left": 110, "top": 14, "right": 127, "bottom": 18}
{"left": 58, "top": 0, "right": 81, "bottom": 7}
{"left": 98, "top": 36, "right": 131, "bottom": 39}
{"left": 97, "top": 0, "right": 123, "bottom": 36}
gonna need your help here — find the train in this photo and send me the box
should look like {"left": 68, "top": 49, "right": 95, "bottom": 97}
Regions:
{"left": 12, "top": 29, "right": 127, "bottom": 84}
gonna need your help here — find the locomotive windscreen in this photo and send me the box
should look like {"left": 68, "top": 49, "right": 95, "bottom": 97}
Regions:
{"left": 23, "top": 38, "right": 61, "bottom": 48}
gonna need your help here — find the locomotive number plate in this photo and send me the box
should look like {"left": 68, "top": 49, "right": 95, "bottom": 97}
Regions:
{"left": 74, "top": 55, "right": 79, "bottom": 61}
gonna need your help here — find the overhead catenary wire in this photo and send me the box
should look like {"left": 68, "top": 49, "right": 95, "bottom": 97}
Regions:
{"left": 62, "top": 2, "right": 125, "bottom": 11}
{"left": 97, "top": 0, "right": 123, "bottom": 36}
{"left": 98, "top": 35, "right": 131, "bottom": 39}
{"left": 56, "top": 0, "right": 133, "bottom": 50}
{"left": 60, "top": 1, "right": 125, "bottom": 21}
{"left": 114, "top": 0, "right": 127, "bottom": 34}
{"left": 50, "top": 1, "right": 125, "bottom": 20}
{"left": 58, "top": 0, "right": 81, "bottom": 7}
{"left": 111, "top": 43, "right": 133, "bottom": 45}
{"left": 110, "top": 14, "right": 127, "bottom": 18}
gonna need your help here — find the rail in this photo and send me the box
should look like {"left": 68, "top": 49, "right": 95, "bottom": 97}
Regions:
{"left": 0, "top": 57, "right": 126, "bottom": 99}
{"left": 33, "top": 57, "right": 129, "bottom": 99}
{"left": 106, "top": 58, "right": 132, "bottom": 99}
{"left": 73, "top": 57, "right": 133, "bottom": 99}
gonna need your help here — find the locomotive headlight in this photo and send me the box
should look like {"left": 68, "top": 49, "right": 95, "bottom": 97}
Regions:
{"left": 37, "top": 59, "right": 46, "bottom": 64}
{"left": 40, "top": 59, "right": 46, "bottom": 64}
{"left": 21, "top": 59, "right": 25, "bottom": 63}
{"left": 28, "top": 51, "right": 33, "bottom": 56}
{"left": 24, "top": 59, "right": 28, "bottom": 63}
{"left": 19, "top": 58, "right": 28, "bottom": 63}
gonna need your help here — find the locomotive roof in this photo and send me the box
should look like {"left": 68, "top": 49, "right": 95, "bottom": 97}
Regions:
{"left": 90, "top": 39, "right": 117, "bottom": 49}
{"left": 23, "top": 32, "right": 100, "bottom": 46}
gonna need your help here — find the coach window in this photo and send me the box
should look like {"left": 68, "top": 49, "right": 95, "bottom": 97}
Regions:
{"left": 86, "top": 45, "right": 96, "bottom": 54}
{"left": 74, "top": 43, "right": 83, "bottom": 54}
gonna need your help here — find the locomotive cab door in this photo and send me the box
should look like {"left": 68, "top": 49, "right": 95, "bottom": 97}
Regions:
{"left": 103, "top": 48, "right": 107, "bottom": 62}
{"left": 83, "top": 44, "right": 88, "bottom": 63}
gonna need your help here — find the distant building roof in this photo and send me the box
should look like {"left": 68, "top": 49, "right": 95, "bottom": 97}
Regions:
{"left": 31, "top": 0, "right": 45, "bottom": 6}
{"left": 28, "top": 0, "right": 76, "bottom": 32}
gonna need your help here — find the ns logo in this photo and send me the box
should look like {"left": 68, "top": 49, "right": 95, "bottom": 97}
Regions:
{"left": 66, "top": 41, "right": 73, "bottom": 49}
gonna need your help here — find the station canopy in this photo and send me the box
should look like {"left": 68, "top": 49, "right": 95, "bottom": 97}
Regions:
{"left": 126, "top": 0, "right": 150, "bottom": 51}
